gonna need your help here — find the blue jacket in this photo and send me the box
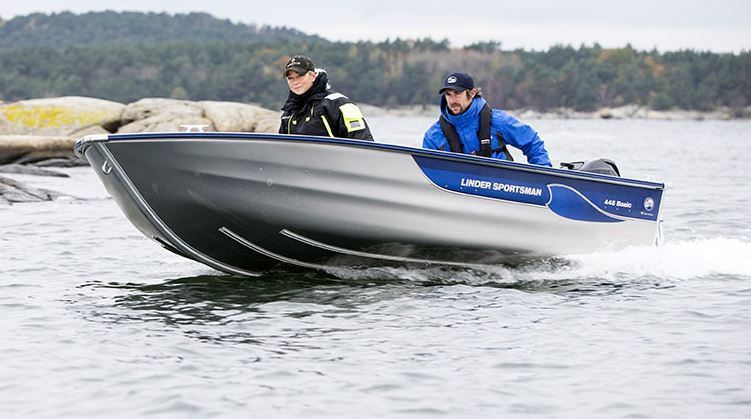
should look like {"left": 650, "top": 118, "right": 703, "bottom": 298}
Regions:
{"left": 422, "top": 97, "right": 552, "bottom": 166}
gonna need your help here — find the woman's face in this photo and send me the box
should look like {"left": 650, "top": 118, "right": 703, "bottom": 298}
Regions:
{"left": 286, "top": 71, "right": 317, "bottom": 95}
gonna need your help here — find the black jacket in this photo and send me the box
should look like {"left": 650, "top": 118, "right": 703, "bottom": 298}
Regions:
{"left": 279, "top": 72, "right": 373, "bottom": 141}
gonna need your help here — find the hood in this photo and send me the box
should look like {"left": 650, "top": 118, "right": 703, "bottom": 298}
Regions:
{"left": 440, "top": 95, "right": 487, "bottom": 127}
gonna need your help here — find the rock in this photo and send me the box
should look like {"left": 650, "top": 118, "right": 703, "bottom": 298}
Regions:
{"left": 121, "top": 98, "right": 203, "bottom": 122}
{"left": 33, "top": 157, "right": 89, "bottom": 168}
{"left": 201, "top": 101, "right": 279, "bottom": 133}
{"left": 71, "top": 125, "right": 110, "bottom": 138}
{"left": 118, "top": 114, "right": 215, "bottom": 133}
{"left": 0, "top": 135, "right": 76, "bottom": 165}
{"left": 119, "top": 98, "right": 214, "bottom": 133}
{"left": 0, "top": 110, "right": 9, "bottom": 129}
{"left": 0, "top": 96, "right": 124, "bottom": 136}
{"left": 515, "top": 109, "right": 542, "bottom": 120}
{"left": 252, "top": 110, "right": 282, "bottom": 133}
{"left": 0, "top": 164, "right": 69, "bottom": 177}
{"left": 598, "top": 108, "right": 613, "bottom": 119}
{"left": 0, "top": 96, "right": 291, "bottom": 138}
{"left": 0, "top": 96, "right": 291, "bottom": 168}
{"left": 117, "top": 98, "right": 279, "bottom": 134}
{"left": 357, "top": 104, "right": 433, "bottom": 118}
{"left": 0, "top": 174, "right": 57, "bottom": 204}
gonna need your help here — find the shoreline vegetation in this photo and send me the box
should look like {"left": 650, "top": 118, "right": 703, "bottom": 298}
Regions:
{"left": 358, "top": 104, "right": 750, "bottom": 120}
{"left": 1, "top": 12, "right": 749, "bottom": 116}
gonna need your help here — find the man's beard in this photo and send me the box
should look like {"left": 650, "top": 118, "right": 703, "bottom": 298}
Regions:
{"left": 449, "top": 104, "right": 464, "bottom": 114}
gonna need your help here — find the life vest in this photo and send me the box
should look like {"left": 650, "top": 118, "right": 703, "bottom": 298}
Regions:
{"left": 439, "top": 103, "right": 514, "bottom": 160}
{"left": 280, "top": 93, "right": 372, "bottom": 140}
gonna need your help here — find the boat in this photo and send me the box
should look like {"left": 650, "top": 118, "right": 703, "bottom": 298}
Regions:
{"left": 75, "top": 132, "right": 665, "bottom": 275}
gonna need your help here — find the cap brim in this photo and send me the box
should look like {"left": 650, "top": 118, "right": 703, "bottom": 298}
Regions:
{"left": 439, "top": 86, "right": 467, "bottom": 94}
{"left": 283, "top": 66, "right": 309, "bottom": 77}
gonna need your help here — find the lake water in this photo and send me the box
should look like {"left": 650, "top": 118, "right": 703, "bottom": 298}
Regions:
{"left": 1, "top": 117, "right": 750, "bottom": 418}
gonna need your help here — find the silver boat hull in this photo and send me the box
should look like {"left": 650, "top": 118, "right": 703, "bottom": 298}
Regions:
{"left": 75, "top": 133, "right": 665, "bottom": 274}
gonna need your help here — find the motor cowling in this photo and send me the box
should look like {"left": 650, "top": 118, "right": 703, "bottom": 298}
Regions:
{"left": 560, "top": 158, "right": 621, "bottom": 177}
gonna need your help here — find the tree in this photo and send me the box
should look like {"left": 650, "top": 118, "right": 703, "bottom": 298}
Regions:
{"left": 464, "top": 41, "right": 501, "bottom": 54}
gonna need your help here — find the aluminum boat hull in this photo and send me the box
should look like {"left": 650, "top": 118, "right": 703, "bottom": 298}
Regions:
{"left": 75, "top": 132, "right": 665, "bottom": 275}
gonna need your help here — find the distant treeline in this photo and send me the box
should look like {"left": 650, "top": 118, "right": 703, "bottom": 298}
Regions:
{"left": 0, "top": 12, "right": 748, "bottom": 113}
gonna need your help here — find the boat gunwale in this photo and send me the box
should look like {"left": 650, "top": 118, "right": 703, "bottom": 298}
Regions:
{"left": 75, "top": 132, "right": 666, "bottom": 190}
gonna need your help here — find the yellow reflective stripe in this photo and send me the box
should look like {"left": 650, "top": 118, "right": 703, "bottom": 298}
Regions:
{"left": 339, "top": 103, "right": 366, "bottom": 132}
{"left": 320, "top": 115, "right": 334, "bottom": 137}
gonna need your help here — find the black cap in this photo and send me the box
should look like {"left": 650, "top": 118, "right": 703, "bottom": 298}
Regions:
{"left": 439, "top": 72, "right": 475, "bottom": 94}
{"left": 284, "top": 55, "right": 315, "bottom": 77}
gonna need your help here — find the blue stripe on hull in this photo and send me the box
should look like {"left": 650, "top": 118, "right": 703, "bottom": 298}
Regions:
{"left": 547, "top": 185, "right": 622, "bottom": 223}
{"left": 414, "top": 156, "right": 662, "bottom": 223}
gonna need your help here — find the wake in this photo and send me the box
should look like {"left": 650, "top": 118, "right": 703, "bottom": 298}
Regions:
{"left": 324, "top": 238, "right": 751, "bottom": 284}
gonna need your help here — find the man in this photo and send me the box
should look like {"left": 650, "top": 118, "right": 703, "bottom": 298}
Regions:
{"left": 280, "top": 55, "right": 373, "bottom": 141}
{"left": 423, "top": 72, "right": 551, "bottom": 166}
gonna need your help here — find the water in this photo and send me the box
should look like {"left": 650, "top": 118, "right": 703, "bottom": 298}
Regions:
{"left": 1, "top": 118, "right": 750, "bottom": 418}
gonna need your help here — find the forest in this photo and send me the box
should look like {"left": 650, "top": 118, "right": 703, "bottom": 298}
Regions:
{"left": 1, "top": 11, "right": 748, "bottom": 113}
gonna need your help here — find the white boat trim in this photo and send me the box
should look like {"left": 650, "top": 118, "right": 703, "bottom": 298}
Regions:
{"left": 218, "top": 227, "right": 329, "bottom": 270}
{"left": 279, "top": 229, "right": 494, "bottom": 268}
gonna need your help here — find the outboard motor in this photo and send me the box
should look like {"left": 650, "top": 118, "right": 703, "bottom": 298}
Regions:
{"left": 560, "top": 158, "right": 621, "bottom": 177}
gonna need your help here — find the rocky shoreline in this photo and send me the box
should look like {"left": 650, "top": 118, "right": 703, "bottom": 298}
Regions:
{"left": 3, "top": 97, "right": 746, "bottom": 165}
{"left": 0, "top": 96, "right": 280, "bottom": 163}
{"left": 2, "top": 96, "right": 748, "bottom": 204}
{"left": 0, "top": 96, "right": 280, "bottom": 204}
{"left": 360, "top": 103, "right": 751, "bottom": 120}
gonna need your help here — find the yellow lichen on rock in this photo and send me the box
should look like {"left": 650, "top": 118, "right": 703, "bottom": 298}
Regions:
{"left": 0, "top": 97, "right": 125, "bottom": 136}
{"left": 1, "top": 104, "right": 110, "bottom": 129}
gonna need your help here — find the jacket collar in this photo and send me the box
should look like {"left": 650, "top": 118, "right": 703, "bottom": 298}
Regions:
{"left": 440, "top": 96, "right": 487, "bottom": 127}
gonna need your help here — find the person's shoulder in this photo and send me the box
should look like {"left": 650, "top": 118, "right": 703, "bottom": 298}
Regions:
{"left": 322, "top": 92, "right": 359, "bottom": 115}
{"left": 491, "top": 108, "right": 529, "bottom": 130}
{"left": 324, "top": 92, "right": 352, "bottom": 104}
{"left": 424, "top": 119, "right": 443, "bottom": 137}
{"left": 490, "top": 108, "right": 516, "bottom": 122}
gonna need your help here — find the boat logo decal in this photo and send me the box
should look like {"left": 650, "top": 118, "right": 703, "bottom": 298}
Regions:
{"left": 644, "top": 197, "right": 655, "bottom": 211}
{"left": 460, "top": 177, "right": 543, "bottom": 197}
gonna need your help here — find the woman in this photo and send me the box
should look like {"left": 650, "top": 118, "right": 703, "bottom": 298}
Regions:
{"left": 279, "top": 55, "right": 373, "bottom": 140}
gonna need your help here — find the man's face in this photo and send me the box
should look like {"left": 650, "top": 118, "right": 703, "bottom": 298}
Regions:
{"left": 444, "top": 89, "right": 474, "bottom": 115}
{"left": 286, "top": 71, "right": 316, "bottom": 95}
